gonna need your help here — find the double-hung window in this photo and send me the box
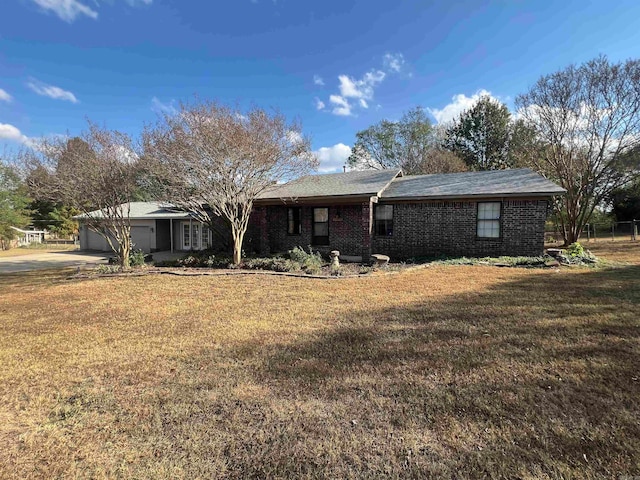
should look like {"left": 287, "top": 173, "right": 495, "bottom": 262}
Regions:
{"left": 312, "top": 207, "right": 329, "bottom": 245}
{"left": 375, "top": 204, "right": 393, "bottom": 236}
{"left": 477, "top": 202, "right": 501, "bottom": 238}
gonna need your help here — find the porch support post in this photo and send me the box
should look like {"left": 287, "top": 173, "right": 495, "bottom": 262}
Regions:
{"left": 170, "top": 219, "right": 174, "bottom": 253}
{"left": 189, "top": 217, "right": 193, "bottom": 251}
{"left": 362, "top": 196, "right": 376, "bottom": 261}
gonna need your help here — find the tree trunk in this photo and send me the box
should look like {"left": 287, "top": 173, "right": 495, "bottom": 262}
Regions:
{"left": 232, "top": 227, "right": 245, "bottom": 265}
{"left": 120, "top": 237, "right": 131, "bottom": 269}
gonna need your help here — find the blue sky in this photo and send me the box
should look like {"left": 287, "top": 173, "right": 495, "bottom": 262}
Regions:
{"left": 1, "top": 0, "right": 640, "bottom": 172}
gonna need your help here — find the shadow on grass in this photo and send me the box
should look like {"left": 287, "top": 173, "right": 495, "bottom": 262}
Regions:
{"left": 30, "top": 265, "right": 639, "bottom": 479}
{"left": 0, "top": 268, "right": 74, "bottom": 289}
{"left": 238, "top": 265, "right": 640, "bottom": 478}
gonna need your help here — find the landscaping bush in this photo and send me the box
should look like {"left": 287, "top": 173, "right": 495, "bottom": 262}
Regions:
{"left": 566, "top": 242, "right": 585, "bottom": 258}
{"left": 242, "top": 257, "right": 301, "bottom": 273}
{"left": 556, "top": 243, "right": 598, "bottom": 266}
{"left": 174, "top": 249, "right": 233, "bottom": 268}
{"left": 289, "top": 246, "right": 324, "bottom": 275}
{"left": 95, "top": 264, "right": 121, "bottom": 274}
{"left": 431, "top": 255, "right": 549, "bottom": 267}
{"left": 129, "top": 249, "right": 146, "bottom": 267}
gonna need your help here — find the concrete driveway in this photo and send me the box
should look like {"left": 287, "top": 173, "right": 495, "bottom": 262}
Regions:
{"left": 0, "top": 251, "right": 110, "bottom": 273}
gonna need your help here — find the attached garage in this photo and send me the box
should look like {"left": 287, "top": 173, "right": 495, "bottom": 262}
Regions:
{"left": 130, "top": 226, "right": 152, "bottom": 253}
{"left": 77, "top": 202, "right": 194, "bottom": 253}
{"left": 83, "top": 227, "right": 109, "bottom": 251}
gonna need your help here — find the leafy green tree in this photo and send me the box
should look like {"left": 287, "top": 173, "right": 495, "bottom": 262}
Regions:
{"left": 0, "top": 160, "right": 32, "bottom": 250}
{"left": 30, "top": 200, "right": 80, "bottom": 237}
{"left": 444, "top": 96, "right": 514, "bottom": 170}
{"left": 610, "top": 178, "right": 640, "bottom": 222}
{"left": 347, "top": 107, "right": 464, "bottom": 174}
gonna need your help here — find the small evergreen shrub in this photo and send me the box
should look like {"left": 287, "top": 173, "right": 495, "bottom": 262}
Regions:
{"left": 129, "top": 249, "right": 146, "bottom": 267}
{"left": 289, "top": 246, "right": 324, "bottom": 275}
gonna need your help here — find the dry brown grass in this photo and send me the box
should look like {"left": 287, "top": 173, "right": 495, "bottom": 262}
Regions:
{"left": 1, "top": 243, "right": 639, "bottom": 479}
{"left": 0, "top": 245, "right": 78, "bottom": 258}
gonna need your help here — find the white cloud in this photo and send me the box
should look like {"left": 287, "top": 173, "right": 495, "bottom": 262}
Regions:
{"left": 329, "top": 95, "right": 351, "bottom": 116}
{"left": 313, "top": 75, "right": 325, "bottom": 86}
{"left": 29, "top": 0, "right": 152, "bottom": 22}
{"left": 0, "top": 89, "right": 12, "bottom": 103}
{"left": 0, "top": 123, "right": 31, "bottom": 145}
{"left": 383, "top": 53, "right": 405, "bottom": 73}
{"left": 314, "top": 143, "right": 352, "bottom": 173}
{"left": 151, "top": 96, "right": 178, "bottom": 114}
{"left": 31, "top": 0, "right": 98, "bottom": 22}
{"left": 338, "top": 70, "right": 385, "bottom": 102}
{"left": 317, "top": 53, "right": 407, "bottom": 117}
{"left": 428, "top": 89, "right": 499, "bottom": 124}
{"left": 27, "top": 79, "right": 79, "bottom": 103}
{"left": 314, "top": 97, "right": 325, "bottom": 111}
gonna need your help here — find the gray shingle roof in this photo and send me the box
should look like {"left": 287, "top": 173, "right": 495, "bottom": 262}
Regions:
{"left": 76, "top": 202, "right": 192, "bottom": 220}
{"left": 380, "top": 168, "right": 565, "bottom": 200}
{"left": 257, "top": 169, "right": 402, "bottom": 201}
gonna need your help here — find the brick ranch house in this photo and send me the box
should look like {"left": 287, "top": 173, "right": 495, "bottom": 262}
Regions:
{"left": 78, "top": 168, "right": 565, "bottom": 261}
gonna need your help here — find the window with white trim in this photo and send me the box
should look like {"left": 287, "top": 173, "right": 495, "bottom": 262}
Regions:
{"left": 477, "top": 202, "right": 501, "bottom": 238}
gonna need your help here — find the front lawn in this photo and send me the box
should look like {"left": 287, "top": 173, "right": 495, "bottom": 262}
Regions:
{"left": 0, "top": 244, "right": 78, "bottom": 257}
{"left": 0, "top": 242, "right": 639, "bottom": 478}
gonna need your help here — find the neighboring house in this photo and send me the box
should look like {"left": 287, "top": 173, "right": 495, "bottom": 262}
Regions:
{"left": 78, "top": 168, "right": 565, "bottom": 259}
{"left": 10, "top": 227, "right": 46, "bottom": 247}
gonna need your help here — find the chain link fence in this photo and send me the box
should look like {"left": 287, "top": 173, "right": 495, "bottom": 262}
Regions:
{"left": 545, "top": 220, "right": 639, "bottom": 244}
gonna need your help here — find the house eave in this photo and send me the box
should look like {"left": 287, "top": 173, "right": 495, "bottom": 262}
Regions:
{"left": 254, "top": 194, "right": 379, "bottom": 206}
{"left": 378, "top": 191, "right": 564, "bottom": 203}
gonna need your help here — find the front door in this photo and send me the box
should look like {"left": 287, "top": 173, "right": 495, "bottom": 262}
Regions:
{"left": 182, "top": 222, "right": 210, "bottom": 250}
{"left": 182, "top": 223, "right": 192, "bottom": 250}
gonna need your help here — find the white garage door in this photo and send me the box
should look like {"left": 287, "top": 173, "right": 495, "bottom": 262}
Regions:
{"left": 131, "top": 226, "right": 151, "bottom": 253}
{"left": 85, "top": 229, "right": 108, "bottom": 251}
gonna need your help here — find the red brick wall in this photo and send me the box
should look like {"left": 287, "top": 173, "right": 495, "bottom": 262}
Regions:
{"left": 246, "top": 199, "right": 549, "bottom": 261}
{"left": 372, "top": 199, "right": 548, "bottom": 260}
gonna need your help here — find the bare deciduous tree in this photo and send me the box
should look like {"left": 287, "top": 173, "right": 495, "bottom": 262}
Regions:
{"left": 143, "top": 101, "right": 317, "bottom": 265}
{"left": 516, "top": 56, "right": 640, "bottom": 244}
{"left": 413, "top": 148, "right": 468, "bottom": 174}
{"left": 23, "top": 123, "right": 141, "bottom": 267}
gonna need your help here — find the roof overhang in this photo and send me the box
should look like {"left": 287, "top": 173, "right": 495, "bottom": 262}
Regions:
{"left": 254, "top": 194, "right": 379, "bottom": 206}
{"left": 378, "top": 191, "right": 563, "bottom": 203}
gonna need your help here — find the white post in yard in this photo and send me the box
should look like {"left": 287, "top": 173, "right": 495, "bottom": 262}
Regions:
{"left": 170, "top": 219, "right": 174, "bottom": 253}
